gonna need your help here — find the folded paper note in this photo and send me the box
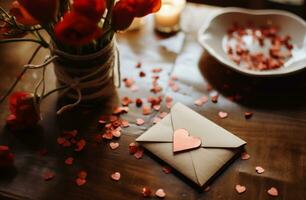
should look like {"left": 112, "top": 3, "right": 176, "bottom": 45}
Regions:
{"left": 136, "top": 103, "right": 246, "bottom": 187}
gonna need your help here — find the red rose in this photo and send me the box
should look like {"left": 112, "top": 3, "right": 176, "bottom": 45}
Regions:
{"left": 132, "top": 0, "right": 161, "bottom": 17}
{"left": 73, "top": 0, "right": 106, "bottom": 22}
{"left": 111, "top": 1, "right": 135, "bottom": 31}
{"left": 0, "top": 146, "right": 14, "bottom": 167}
{"left": 54, "top": 12, "right": 102, "bottom": 46}
{"left": 6, "top": 92, "right": 40, "bottom": 130}
{"left": 17, "top": 0, "right": 59, "bottom": 24}
{"left": 9, "top": 1, "right": 39, "bottom": 26}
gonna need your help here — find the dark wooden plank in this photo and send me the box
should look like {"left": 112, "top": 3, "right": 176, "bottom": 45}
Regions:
{"left": 0, "top": 3, "right": 305, "bottom": 200}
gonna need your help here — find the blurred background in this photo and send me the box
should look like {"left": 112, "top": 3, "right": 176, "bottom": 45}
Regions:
{"left": 189, "top": 0, "right": 306, "bottom": 19}
{"left": 1, "top": 1, "right": 305, "bottom": 19}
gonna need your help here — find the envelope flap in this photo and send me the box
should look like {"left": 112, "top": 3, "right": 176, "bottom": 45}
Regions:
{"left": 136, "top": 115, "right": 173, "bottom": 142}
{"left": 170, "top": 103, "right": 246, "bottom": 148}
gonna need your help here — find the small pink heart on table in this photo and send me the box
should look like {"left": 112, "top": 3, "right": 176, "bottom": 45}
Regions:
{"left": 218, "top": 111, "right": 228, "bottom": 119}
{"left": 235, "top": 184, "right": 246, "bottom": 194}
{"left": 173, "top": 129, "right": 201, "bottom": 153}
{"left": 155, "top": 188, "right": 166, "bottom": 198}
{"left": 267, "top": 187, "right": 278, "bottom": 197}
{"left": 111, "top": 172, "right": 121, "bottom": 181}
{"left": 255, "top": 166, "right": 265, "bottom": 174}
{"left": 110, "top": 142, "right": 119, "bottom": 150}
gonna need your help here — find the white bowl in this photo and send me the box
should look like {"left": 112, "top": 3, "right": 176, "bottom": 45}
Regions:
{"left": 198, "top": 7, "right": 306, "bottom": 77}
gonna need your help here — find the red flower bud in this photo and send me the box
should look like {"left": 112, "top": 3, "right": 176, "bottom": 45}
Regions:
{"left": 9, "top": 1, "right": 39, "bottom": 26}
{"left": 0, "top": 146, "right": 14, "bottom": 167}
{"left": 111, "top": 1, "right": 135, "bottom": 31}
{"left": 54, "top": 12, "right": 102, "bottom": 46}
{"left": 17, "top": 0, "right": 59, "bottom": 24}
{"left": 73, "top": 0, "right": 106, "bottom": 22}
{"left": 6, "top": 92, "right": 40, "bottom": 130}
{"left": 132, "top": 0, "right": 161, "bottom": 17}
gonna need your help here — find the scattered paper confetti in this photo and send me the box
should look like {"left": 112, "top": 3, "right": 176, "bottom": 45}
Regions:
{"left": 162, "top": 166, "right": 172, "bottom": 174}
{"left": 111, "top": 129, "right": 122, "bottom": 138}
{"left": 123, "top": 78, "right": 134, "bottom": 88}
{"left": 136, "top": 118, "right": 145, "bottom": 126}
{"left": 159, "top": 112, "right": 168, "bottom": 119}
{"left": 245, "top": 112, "right": 253, "bottom": 119}
{"left": 135, "top": 62, "right": 142, "bottom": 68}
{"left": 235, "top": 184, "right": 246, "bottom": 194}
{"left": 267, "top": 187, "right": 279, "bottom": 197}
{"left": 142, "top": 106, "right": 152, "bottom": 115}
{"left": 134, "top": 149, "right": 144, "bottom": 159}
{"left": 153, "top": 117, "right": 161, "bottom": 124}
{"left": 43, "top": 170, "right": 55, "bottom": 181}
{"left": 131, "top": 85, "right": 139, "bottom": 92}
{"left": 211, "top": 94, "right": 219, "bottom": 103}
{"left": 194, "top": 96, "right": 208, "bottom": 106}
{"left": 78, "top": 171, "right": 87, "bottom": 179}
{"left": 155, "top": 188, "right": 166, "bottom": 198}
{"left": 136, "top": 98, "right": 143, "bottom": 107}
{"left": 121, "top": 96, "right": 133, "bottom": 106}
{"left": 75, "top": 139, "right": 86, "bottom": 152}
{"left": 65, "top": 157, "right": 74, "bottom": 165}
{"left": 142, "top": 187, "right": 152, "bottom": 197}
{"left": 204, "top": 186, "right": 210, "bottom": 192}
{"left": 218, "top": 111, "right": 228, "bottom": 119}
{"left": 111, "top": 172, "right": 121, "bottom": 181}
{"left": 76, "top": 178, "right": 86, "bottom": 186}
{"left": 121, "top": 120, "right": 130, "bottom": 128}
{"left": 152, "top": 68, "right": 162, "bottom": 73}
{"left": 153, "top": 105, "right": 161, "bottom": 111}
{"left": 129, "top": 143, "right": 138, "bottom": 154}
{"left": 110, "top": 142, "right": 120, "bottom": 150}
{"left": 255, "top": 166, "right": 265, "bottom": 174}
{"left": 241, "top": 152, "right": 250, "bottom": 160}
{"left": 139, "top": 71, "right": 146, "bottom": 77}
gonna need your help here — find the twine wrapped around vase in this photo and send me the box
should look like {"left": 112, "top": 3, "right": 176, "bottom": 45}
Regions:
{"left": 51, "top": 39, "right": 120, "bottom": 114}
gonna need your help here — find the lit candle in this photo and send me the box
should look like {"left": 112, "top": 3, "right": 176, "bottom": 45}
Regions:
{"left": 154, "top": 0, "right": 186, "bottom": 33}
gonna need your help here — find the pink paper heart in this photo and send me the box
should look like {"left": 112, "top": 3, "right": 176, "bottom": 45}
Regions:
{"left": 173, "top": 129, "right": 201, "bottom": 153}
{"left": 235, "top": 184, "right": 246, "bottom": 194}
{"left": 110, "top": 142, "right": 119, "bottom": 150}
{"left": 111, "top": 172, "right": 121, "bottom": 181}
{"left": 218, "top": 111, "right": 228, "bottom": 119}
{"left": 155, "top": 188, "right": 166, "bottom": 198}
{"left": 267, "top": 187, "right": 278, "bottom": 196}
{"left": 255, "top": 166, "right": 265, "bottom": 174}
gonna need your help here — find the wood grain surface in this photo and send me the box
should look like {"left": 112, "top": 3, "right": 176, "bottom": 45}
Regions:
{"left": 0, "top": 3, "right": 305, "bottom": 200}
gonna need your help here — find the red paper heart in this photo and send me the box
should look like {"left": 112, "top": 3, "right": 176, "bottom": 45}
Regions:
{"left": 173, "top": 129, "right": 201, "bottom": 153}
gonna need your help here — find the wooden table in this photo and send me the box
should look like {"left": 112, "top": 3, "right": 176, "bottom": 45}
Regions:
{"left": 0, "top": 3, "right": 306, "bottom": 200}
